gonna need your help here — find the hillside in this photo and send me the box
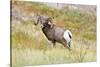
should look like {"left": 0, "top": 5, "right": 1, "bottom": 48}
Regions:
{"left": 11, "top": 1, "right": 96, "bottom": 66}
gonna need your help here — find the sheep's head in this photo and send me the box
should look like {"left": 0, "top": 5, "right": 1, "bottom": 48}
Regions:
{"left": 34, "top": 15, "right": 54, "bottom": 28}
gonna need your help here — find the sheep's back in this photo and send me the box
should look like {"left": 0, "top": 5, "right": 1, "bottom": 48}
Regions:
{"left": 54, "top": 26, "right": 66, "bottom": 42}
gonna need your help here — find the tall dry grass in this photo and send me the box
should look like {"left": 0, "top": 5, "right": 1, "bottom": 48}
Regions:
{"left": 11, "top": 1, "right": 96, "bottom": 66}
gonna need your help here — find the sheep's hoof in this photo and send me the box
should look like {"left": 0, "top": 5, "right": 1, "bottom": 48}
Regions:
{"left": 67, "top": 47, "right": 71, "bottom": 51}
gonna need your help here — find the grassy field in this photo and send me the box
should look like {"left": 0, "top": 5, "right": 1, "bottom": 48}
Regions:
{"left": 11, "top": 1, "right": 96, "bottom": 67}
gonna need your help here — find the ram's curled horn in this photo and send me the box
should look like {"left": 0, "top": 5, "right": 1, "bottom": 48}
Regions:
{"left": 33, "top": 14, "right": 40, "bottom": 25}
{"left": 47, "top": 17, "right": 54, "bottom": 28}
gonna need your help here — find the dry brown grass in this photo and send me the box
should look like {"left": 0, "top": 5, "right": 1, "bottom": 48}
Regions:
{"left": 11, "top": 1, "right": 96, "bottom": 66}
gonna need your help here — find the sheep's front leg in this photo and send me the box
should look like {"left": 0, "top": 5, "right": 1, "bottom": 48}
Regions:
{"left": 52, "top": 41, "right": 56, "bottom": 48}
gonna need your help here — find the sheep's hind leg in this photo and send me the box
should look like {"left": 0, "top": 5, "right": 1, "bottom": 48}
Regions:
{"left": 68, "top": 42, "right": 71, "bottom": 48}
{"left": 62, "top": 42, "right": 71, "bottom": 51}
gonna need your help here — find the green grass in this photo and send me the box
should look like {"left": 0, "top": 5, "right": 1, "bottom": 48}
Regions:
{"left": 11, "top": 1, "right": 96, "bottom": 66}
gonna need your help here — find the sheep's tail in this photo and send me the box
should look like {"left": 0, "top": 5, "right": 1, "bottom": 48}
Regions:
{"left": 63, "top": 30, "right": 72, "bottom": 42}
{"left": 67, "top": 30, "right": 72, "bottom": 48}
{"left": 63, "top": 30, "right": 72, "bottom": 49}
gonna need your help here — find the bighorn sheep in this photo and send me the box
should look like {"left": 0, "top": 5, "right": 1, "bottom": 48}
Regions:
{"left": 34, "top": 15, "right": 72, "bottom": 50}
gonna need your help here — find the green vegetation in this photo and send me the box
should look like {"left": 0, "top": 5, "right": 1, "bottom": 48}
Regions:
{"left": 11, "top": 1, "right": 96, "bottom": 66}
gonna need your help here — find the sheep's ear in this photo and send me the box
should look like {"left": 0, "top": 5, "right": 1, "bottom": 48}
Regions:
{"left": 48, "top": 17, "right": 53, "bottom": 23}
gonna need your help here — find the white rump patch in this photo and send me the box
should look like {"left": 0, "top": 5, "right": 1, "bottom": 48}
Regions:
{"left": 63, "top": 30, "right": 72, "bottom": 44}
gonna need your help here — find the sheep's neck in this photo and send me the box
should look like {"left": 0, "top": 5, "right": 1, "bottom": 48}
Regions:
{"left": 42, "top": 26, "right": 55, "bottom": 41}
